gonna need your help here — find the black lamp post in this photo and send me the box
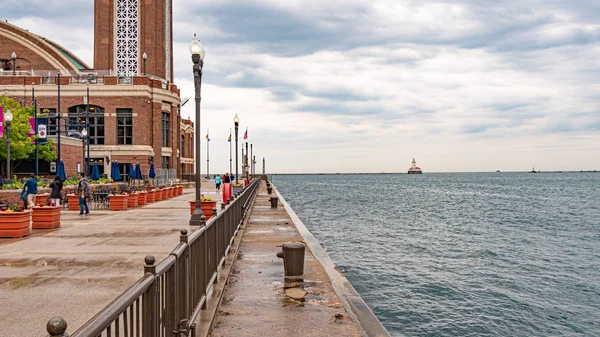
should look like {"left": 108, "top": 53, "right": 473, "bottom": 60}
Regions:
{"left": 81, "top": 128, "right": 88, "bottom": 176}
{"left": 234, "top": 114, "right": 239, "bottom": 184}
{"left": 143, "top": 52, "right": 147, "bottom": 75}
{"left": 11, "top": 52, "right": 16, "bottom": 75}
{"left": 4, "top": 109, "right": 13, "bottom": 180}
{"left": 250, "top": 142, "right": 253, "bottom": 178}
{"left": 189, "top": 34, "right": 206, "bottom": 227}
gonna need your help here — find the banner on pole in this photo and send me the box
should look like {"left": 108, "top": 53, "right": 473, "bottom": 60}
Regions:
{"left": 0, "top": 106, "right": 3, "bottom": 139}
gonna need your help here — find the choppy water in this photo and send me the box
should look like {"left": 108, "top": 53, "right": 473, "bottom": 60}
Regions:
{"left": 272, "top": 173, "right": 600, "bottom": 337}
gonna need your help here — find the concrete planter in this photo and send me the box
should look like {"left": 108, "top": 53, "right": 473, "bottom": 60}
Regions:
{"left": 0, "top": 210, "right": 31, "bottom": 238}
{"left": 162, "top": 189, "right": 168, "bottom": 200}
{"left": 178, "top": 186, "right": 183, "bottom": 196}
{"left": 67, "top": 195, "right": 80, "bottom": 211}
{"left": 109, "top": 195, "right": 129, "bottom": 211}
{"left": 32, "top": 206, "right": 61, "bottom": 229}
{"left": 138, "top": 192, "right": 148, "bottom": 206}
{"left": 155, "top": 190, "right": 163, "bottom": 201}
{"left": 189, "top": 201, "right": 217, "bottom": 220}
{"left": 127, "top": 194, "right": 139, "bottom": 208}
{"left": 146, "top": 190, "right": 155, "bottom": 203}
{"left": 34, "top": 193, "right": 51, "bottom": 206}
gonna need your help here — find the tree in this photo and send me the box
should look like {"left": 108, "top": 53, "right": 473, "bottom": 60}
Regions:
{"left": 0, "top": 96, "right": 57, "bottom": 175}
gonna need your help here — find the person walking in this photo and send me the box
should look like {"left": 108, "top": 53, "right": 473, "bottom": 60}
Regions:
{"left": 23, "top": 174, "right": 38, "bottom": 208}
{"left": 224, "top": 173, "right": 230, "bottom": 183}
{"left": 215, "top": 175, "right": 222, "bottom": 192}
{"left": 77, "top": 172, "right": 91, "bottom": 216}
{"left": 49, "top": 175, "right": 63, "bottom": 206}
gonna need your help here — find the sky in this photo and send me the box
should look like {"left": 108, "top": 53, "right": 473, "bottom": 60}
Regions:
{"left": 3, "top": 0, "right": 600, "bottom": 173}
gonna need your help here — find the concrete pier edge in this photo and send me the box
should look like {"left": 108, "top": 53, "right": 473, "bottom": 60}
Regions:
{"left": 275, "top": 187, "right": 392, "bottom": 337}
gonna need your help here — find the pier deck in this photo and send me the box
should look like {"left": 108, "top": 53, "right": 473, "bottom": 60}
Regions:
{"left": 0, "top": 186, "right": 218, "bottom": 337}
{"left": 204, "top": 181, "right": 365, "bottom": 336}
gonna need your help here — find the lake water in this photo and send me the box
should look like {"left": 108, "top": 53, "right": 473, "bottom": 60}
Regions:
{"left": 272, "top": 173, "right": 600, "bottom": 336}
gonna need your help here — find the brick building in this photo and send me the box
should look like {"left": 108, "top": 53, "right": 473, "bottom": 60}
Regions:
{"left": 0, "top": 0, "right": 194, "bottom": 178}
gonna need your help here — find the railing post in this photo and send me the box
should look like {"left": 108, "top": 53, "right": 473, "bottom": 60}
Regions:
{"left": 177, "top": 229, "right": 190, "bottom": 336}
{"left": 46, "top": 317, "right": 68, "bottom": 337}
{"left": 143, "top": 255, "right": 158, "bottom": 337}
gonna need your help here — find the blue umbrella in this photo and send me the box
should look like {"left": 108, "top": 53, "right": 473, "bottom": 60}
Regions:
{"left": 57, "top": 161, "right": 67, "bottom": 181}
{"left": 135, "top": 163, "right": 142, "bottom": 181}
{"left": 129, "top": 163, "right": 135, "bottom": 181}
{"left": 149, "top": 163, "right": 156, "bottom": 179}
{"left": 111, "top": 162, "right": 122, "bottom": 181}
{"left": 91, "top": 162, "right": 100, "bottom": 181}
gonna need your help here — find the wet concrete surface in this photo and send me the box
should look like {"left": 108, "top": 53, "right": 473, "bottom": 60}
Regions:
{"left": 0, "top": 183, "right": 220, "bottom": 337}
{"left": 209, "top": 182, "right": 363, "bottom": 336}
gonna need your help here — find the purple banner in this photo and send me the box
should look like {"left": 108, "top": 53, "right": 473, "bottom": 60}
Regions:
{"left": 29, "top": 117, "right": 36, "bottom": 144}
{"left": 0, "top": 106, "right": 3, "bottom": 139}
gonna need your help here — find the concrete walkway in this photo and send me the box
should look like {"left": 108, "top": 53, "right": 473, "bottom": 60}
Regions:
{"left": 208, "top": 181, "right": 365, "bottom": 336}
{"left": 0, "top": 183, "right": 219, "bottom": 337}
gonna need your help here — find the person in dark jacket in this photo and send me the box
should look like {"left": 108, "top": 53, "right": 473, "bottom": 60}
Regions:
{"left": 77, "top": 172, "right": 91, "bottom": 216}
{"left": 49, "top": 175, "right": 63, "bottom": 206}
{"left": 23, "top": 174, "right": 38, "bottom": 209}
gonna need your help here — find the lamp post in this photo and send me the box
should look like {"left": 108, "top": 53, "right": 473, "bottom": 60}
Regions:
{"left": 81, "top": 128, "right": 88, "bottom": 176}
{"left": 143, "top": 52, "right": 147, "bottom": 75}
{"left": 234, "top": 114, "right": 239, "bottom": 184}
{"left": 250, "top": 142, "right": 253, "bottom": 178}
{"left": 189, "top": 34, "right": 206, "bottom": 227}
{"left": 4, "top": 110, "right": 13, "bottom": 180}
{"left": 11, "top": 52, "right": 16, "bottom": 75}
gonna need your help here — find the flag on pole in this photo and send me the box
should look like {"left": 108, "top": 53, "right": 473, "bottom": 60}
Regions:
{"left": 243, "top": 127, "right": 248, "bottom": 140}
{"left": 228, "top": 134, "right": 232, "bottom": 142}
{"left": 206, "top": 133, "right": 210, "bottom": 141}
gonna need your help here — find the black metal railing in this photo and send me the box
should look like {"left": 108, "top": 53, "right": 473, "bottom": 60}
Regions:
{"left": 44, "top": 177, "right": 261, "bottom": 336}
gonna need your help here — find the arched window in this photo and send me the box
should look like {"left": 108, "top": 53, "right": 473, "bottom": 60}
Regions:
{"left": 68, "top": 105, "right": 105, "bottom": 145}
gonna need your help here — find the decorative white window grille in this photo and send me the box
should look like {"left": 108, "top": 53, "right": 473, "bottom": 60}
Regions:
{"left": 115, "top": 0, "right": 139, "bottom": 77}
{"left": 165, "top": 0, "right": 171, "bottom": 81}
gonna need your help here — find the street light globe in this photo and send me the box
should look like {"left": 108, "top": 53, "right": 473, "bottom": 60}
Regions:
{"left": 11, "top": 52, "right": 16, "bottom": 59}
{"left": 143, "top": 52, "right": 147, "bottom": 60}
{"left": 81, "top": 128, "right": 88, "bottom": 137}
{"left": 189, "top": 34, "right": 206, "bottom": 61}
{"left": 4, "top": 109, "right": 13, "bottom": 122}
{"left": 234, "top": 114, "right": 239, "bottom": 123}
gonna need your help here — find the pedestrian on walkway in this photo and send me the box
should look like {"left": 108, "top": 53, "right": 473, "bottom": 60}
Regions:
{"left": 224, "top": 173, "right": 231, "bottom": 183}
{"left": 23, "top": 174, "right": 38, "bottom": 209}
{"left": 78, "top": 172, "right": 91, "bottom": 216}
{"left": 215, "top": 175, "right": 222, "bottom": 192}
{"left": 49, "top": 175, "right": 63, "bottom": 206}
{"left": 230, "top": 173, "right": 235, "bottom": 183}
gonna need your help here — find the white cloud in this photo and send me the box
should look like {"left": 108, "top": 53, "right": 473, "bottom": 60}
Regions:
{"left": 6, "top": 0, "right": 600, "bottom": 172}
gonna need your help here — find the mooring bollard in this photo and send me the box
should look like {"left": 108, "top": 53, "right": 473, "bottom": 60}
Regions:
{"left": 276, "top": 242, "right": 305, "bottom": 280}
{"left": 270, "top": 196, "right": 278, "bottom": 208}
{"left": 267, "top": 186, "right": 273, "bottom": 194}
{"left": 46, "top": 316, "right": 68, "bottom": 337}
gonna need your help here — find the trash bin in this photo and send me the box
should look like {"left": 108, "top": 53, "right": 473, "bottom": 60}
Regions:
{"left": 267, "top": 186, "right": 273, "bottom": 194}
{"left": 276, "top": 242, "right": 305, "bottom": 280}
{"left": 270, "top": 196, "right": 278, "bottom": 208}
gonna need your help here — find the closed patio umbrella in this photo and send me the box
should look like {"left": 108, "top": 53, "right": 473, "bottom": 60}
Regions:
{"left": 135, "top": 163, "right": 142, "bottom": 181}
{"left": 57, "top": 160, "right": 67, "bottom": 181}
{"left": 91, "top": 162, "right": 100, "bottom": 181}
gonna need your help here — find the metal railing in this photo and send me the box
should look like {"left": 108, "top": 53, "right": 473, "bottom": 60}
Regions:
{"left": 44, "top": 177, "right": 261, "bottom": 336}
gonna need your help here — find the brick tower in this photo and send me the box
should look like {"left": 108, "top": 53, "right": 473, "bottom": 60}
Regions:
{"left": 94, "top": 0, "right": 174, "bottom": 82}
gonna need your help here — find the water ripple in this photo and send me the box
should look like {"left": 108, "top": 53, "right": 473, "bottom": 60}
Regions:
{"left": 274, "top": 173, "right": 600, "bottom": 336}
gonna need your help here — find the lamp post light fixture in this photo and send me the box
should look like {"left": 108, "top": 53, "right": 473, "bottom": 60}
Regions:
{"left": 11, "top": 52, "right": 16, "bottom": 75}
{"left": 234, "top": 114, "right": 239, "bottom": 184}
{"left": 189, "top": 33, "right": 206, "bottom": 227}
{"left": 81, "top": 128, "right": 88, "bottom": 176}
{"left": 143, "top": 52, "right": 147, "bottom": 75}
{"left": 4, "top": 109, "right": 13, "bottom": 180}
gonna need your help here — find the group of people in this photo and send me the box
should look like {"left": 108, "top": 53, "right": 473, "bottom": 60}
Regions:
{"left": 214, "top": 173, "right": 235, "bottom": 191}
{"left": 21, "top": 172, "right": 92, "bottom": 216}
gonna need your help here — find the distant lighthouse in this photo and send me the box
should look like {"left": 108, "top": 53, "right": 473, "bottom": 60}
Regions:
{"left": 408, "top": 158, "right": 423, "bottom": 174}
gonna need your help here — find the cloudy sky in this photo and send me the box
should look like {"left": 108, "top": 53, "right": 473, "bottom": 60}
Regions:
{"left": 4, "top": 0, "right": 600, "bottom": 172}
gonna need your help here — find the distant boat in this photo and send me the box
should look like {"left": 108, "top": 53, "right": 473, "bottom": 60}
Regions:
{"left": 529, "top": 167, "right": 540, "bottom": 173}
{"left": 408, "top": 158, "right": 423, "bottom": 174}
{"left": 496, "top": 170, "right": 501, "bottom": 173}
